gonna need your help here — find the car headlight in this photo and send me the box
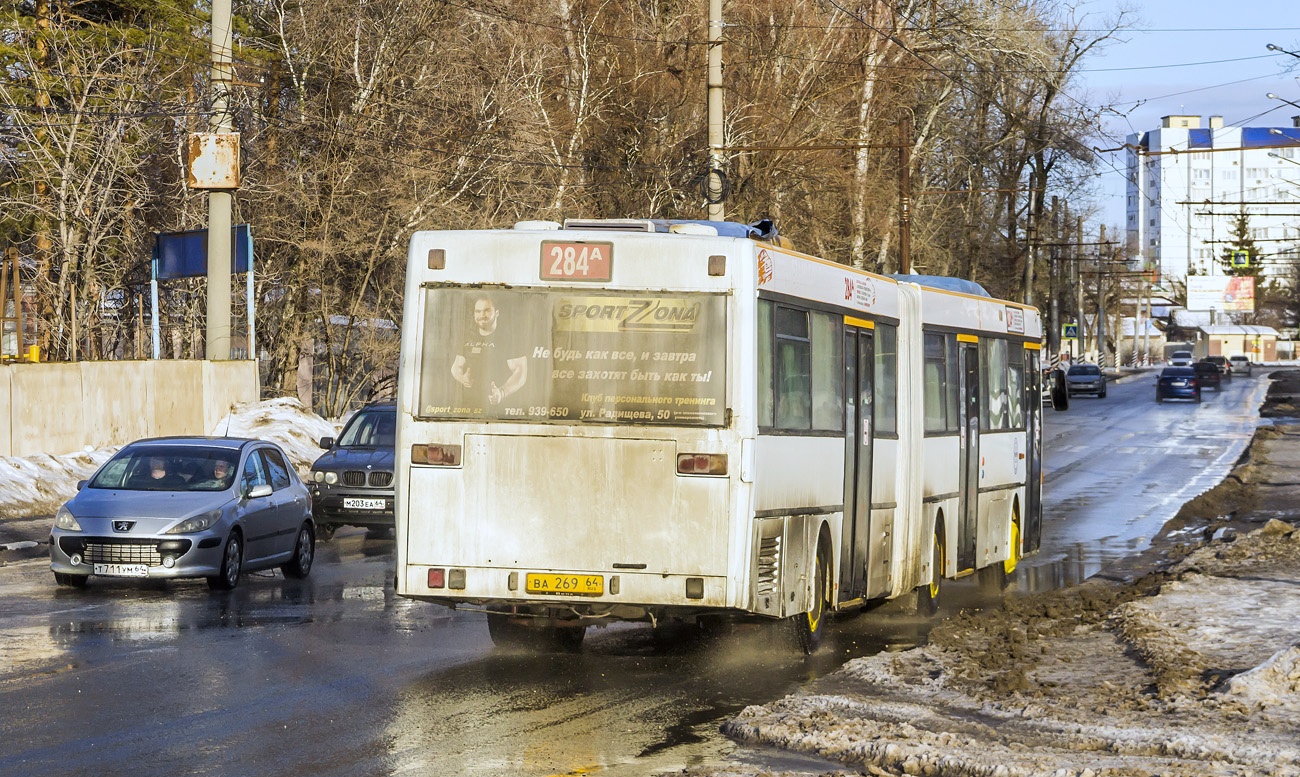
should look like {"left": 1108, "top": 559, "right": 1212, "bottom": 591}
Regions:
{"left": 324, "top": 471, "right": 338, "bottom": 485}
{"left": 54, "top": 506, "right": 82, "bottom": 532}
{"left": 166, "top": 509, "right": 222, "bottom": 534}
{"left": 312, "top": 470, "right": 325, "bottom": 483}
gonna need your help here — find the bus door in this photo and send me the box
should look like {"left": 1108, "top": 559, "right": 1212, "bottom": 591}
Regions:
{"left": 1023, "top": 349, "right": 1044, "bottom": 553}
{"left": 957, "top": 338, "right": 980, "bottom": 571}
{"left": 840, "top": 323, "right": 874, "bottom": 602}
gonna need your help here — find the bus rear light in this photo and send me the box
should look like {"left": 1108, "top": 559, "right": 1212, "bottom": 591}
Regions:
{"left": 677, "top": 453, "right": 727, "bottom": 476}
{"left": 427, "top": 568, "right": 446, "bottom": 588}
{"left": 427, "top": 248, "right": 446, "bottom": 270}
{"left": 412, "top": 443, "right": 461, "bottom": 466}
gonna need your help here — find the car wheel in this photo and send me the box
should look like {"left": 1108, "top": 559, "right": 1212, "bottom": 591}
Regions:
{"left": 1195, "top": 391, "right": 1203, "bottom": 403}
{"left": 1098, "top": 389, "right": 1107, "bottom": 398}
{"left": 207, "top": 532, "right": 243, "bottom": 591}
{"left": 1156, "top": 394, "right": 1163, "bottom": 403}
{"left": 317, "top": 524, "right": 336, "bottom": 542}
{"left": 281, "top": 523, "right": 315, "bottom": 579}
{"left": 54, "top": 572, "right": 88, "bottom": 588}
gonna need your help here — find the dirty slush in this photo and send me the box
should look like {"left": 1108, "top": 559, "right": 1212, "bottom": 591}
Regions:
{"left": 686, "top": 371, "right": 1300, "bottom": 777}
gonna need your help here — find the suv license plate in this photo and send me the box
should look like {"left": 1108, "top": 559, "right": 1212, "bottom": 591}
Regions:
{"left": 525, "top": 573, "right": 604, "bottom": 596}
{"left": 343, "top": 497, "right": 386, "bottom": 510}
{"left": 93, "top": 563, "right": 148, "bottom": 577}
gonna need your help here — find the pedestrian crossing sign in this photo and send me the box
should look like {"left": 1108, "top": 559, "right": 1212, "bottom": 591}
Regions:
{"left": 1232, "top": 250, "right": 1250, "bottom": 268}
{"left": 1063, "top": 323, "right": 1078, "bottom": 340}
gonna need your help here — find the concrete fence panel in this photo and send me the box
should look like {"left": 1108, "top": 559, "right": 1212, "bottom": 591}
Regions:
{"left": 150, "top": 360, "right": 205, "bottom": 438}
{"left": 0, "top": 366, "right": 11, "bottom": 457}
{"left": 80, "top": 361, "right": 154, "bottom": 449}
{"left": 202, "top": 361, "right": 260, "bottom": 435}
{"left": 9, "top": 362, "right": 86, "bottom": 456}
{"left": 1, "top": 360, "right": 260, "bottom": 457}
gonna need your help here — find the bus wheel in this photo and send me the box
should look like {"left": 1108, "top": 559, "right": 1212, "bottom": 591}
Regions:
{"left": 552, "top": 624, "right": 586, "bottom": 653}
{"left": 978, "top": 511, "right": 1019, "bottom": 593}
{"left": 791, "top": 539, "right": 830, "bottom": 654}
{"left": 486, "top": 612, "right": 532, "bottom": 649}
{"left": 919, "top": 528, "right": 943, "bottom": 616}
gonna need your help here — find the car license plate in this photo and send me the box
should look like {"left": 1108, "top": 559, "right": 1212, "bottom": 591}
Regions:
{"left": 93, "top": 563, "right": 148, "bottom": 577}
{"left": 343, "top": 497, "right": 386, "bottom": 510}
{"left": 525, "top": 573, "right": 604, "bottom": 596}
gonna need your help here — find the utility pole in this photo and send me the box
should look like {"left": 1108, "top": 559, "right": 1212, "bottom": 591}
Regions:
{"left": 1075, "top": 215, "right": 1085, "bottom": 360}
{"left": 898, "top": 115, "right": 912, "bottom": 274}
{"left": 1097, "top": 225, "right": 1108, "bottom": 366}
{"left": 706, "top": 0, "right": 725, "bottom": 221}
{"left": 206, "top": 0, "right": 234, "bottom": 360}
{"left": 1024, "top": 187, "right": 1040, "bottom": 306}
{"left": 1047, "top": 196, "right": 1060, "bottom": 360}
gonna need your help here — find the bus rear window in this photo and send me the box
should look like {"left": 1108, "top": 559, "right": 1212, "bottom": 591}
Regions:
{"left": 416, "top": 287, "right": 727, "bottom": 426}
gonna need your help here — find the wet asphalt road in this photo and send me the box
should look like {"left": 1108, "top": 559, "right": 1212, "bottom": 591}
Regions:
{"left": 0, "top": 370, "right": 1268, "bottom": 777}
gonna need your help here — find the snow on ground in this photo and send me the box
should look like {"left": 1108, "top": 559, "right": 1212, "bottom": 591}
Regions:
{"left": 0, "top": 398, "right": 337, "bottom": 520}
{"left": 694, "top": 415, "right": 1300, "bottom": 777}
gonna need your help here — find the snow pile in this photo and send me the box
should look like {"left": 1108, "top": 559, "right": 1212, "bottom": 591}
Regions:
{"left": 1223, "top": 647, "right": 1300, "bottom": 710}
{"left": 208, "top": 396, "right": 338, "bottom": 474}
{"left": 0, "top": 399, "right": 337, "bottom": 520}
{"left": 0, "top": 448, "right": 116, "bottom": 519}
{"left": 718, "top": 520, "right": 1300, "bottom": 776}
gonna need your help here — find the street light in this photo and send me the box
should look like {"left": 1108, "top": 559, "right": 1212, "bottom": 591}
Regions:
{"left": 1267, "top": 92, "right": 1300, "bottom": 113}
{"left": 1267, "top": 43, "right": 1300, "bottom": 60}
{"left": 1268, "top": 151, "right": 1300, "bottom": 168}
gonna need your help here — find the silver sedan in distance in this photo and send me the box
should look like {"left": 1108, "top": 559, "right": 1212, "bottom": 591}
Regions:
{"left": 49, "top": 437, "right": 315, "bottom": 591}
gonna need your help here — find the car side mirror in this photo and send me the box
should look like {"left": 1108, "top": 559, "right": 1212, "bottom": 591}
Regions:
{"left": 319, "top": 436, "right": 334, "bottom": 450}
{"left": 244, "top": 483, "right": 274, "bottom": 499}
{"left": 76, "top": 479, "right": 87, "bottom": 491}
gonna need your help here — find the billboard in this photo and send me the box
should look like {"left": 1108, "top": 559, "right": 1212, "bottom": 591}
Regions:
{"left": 417, "top": 287, "right": 727, "bottom": 426}
{"left": 1186, "top": 275, "right": 1254, "bottom": 313}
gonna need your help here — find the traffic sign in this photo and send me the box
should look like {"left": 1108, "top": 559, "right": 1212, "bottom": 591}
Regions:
{"left": 1063, "top": 323, "right": 1078, "bottom": 340}
{"left": 1232, "top": 250, "right": 1250, "bottom": 268}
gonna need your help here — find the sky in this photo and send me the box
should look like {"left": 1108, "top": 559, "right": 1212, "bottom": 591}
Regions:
{"left": 1072, "top": 0, "right": 1300, "bottom": 231}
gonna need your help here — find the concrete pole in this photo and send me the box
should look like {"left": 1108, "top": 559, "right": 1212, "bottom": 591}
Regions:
{"left": 706, "top": 0, "right": 725, "bottom": 221}
{"left": 1075, "top": 215, "right": 1085, "bottom": 360}
{"left": 898, "top": 115, "right": 912, "bottom": 274}
{"left": 206, "top": 0, "right": 234, "bottom": 360}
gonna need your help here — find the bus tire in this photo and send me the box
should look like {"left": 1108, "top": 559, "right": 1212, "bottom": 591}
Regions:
{"left": 553, "top": 624, "right": 586, "bottom": 653}
{"left": 486, "top": 612, "right": 532, "bottom": 649}
{"left": 919, "top": 526, "right": 943, "bottom": 616}
{"left": 791, "top": 537, "right": 831, "bottom": 654}
{"left": 978, "top": 507, "right": 1020, "bottom": 593}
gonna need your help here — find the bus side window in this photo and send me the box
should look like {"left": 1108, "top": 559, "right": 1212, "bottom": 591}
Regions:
{"left": 982, "top": 338, "right": 1010, "bottom": 431}
{"left": 810, "top": 311, "right": 843, "bottom": 431}
{"left": 774, "top": 306, "right": 811, "bottom": 430}
{"left": 757, "top": 300, "right": 775, "bottom": 427}
{"left": 923, "top": 332, "right": 947, "bottom": 434}
{"left": 873, "top": 324, "right": 898, "bottom": 436}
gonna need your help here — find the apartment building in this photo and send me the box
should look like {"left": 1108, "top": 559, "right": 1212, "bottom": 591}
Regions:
{"left": 1126, "top": 114, "right": 1300, "bottom": 285}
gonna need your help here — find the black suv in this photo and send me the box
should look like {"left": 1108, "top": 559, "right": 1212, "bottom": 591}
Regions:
{"left": 307, "top": 403, "right": 396, "bottom": 540}
{"left": 1193, "top": 360, "right": 1222, "bottom": 392}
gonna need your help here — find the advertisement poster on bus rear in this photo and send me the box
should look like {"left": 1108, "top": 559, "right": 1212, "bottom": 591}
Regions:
{"left": 417, "top": 287, "right": 727, "bottom": 426}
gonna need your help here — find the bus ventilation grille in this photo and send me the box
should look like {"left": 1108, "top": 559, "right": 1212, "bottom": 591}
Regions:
{"left": 756, "top": 536, "right": 781, "bottom": 595}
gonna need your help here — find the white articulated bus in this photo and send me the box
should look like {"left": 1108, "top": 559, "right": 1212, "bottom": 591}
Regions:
{"left": 394, "top": 218, "right": 1053, "bottom": 652}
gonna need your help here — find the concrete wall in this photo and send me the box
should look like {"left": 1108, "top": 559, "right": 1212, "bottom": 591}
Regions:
{"left": 1, "top": 360, "right": 258, "bottom": 457}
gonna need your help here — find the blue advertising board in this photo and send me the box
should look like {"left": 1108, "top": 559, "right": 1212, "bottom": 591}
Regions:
{"left": 153, "top": 225, "right": 252, "bottom": 279}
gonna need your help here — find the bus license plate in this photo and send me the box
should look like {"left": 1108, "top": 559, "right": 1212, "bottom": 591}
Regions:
{"left": 343, "top": 497, "right": 386, "bottom": 510}
{"left": 525, "top": 573, "right": 604, "bottom": 596}
{"left": 93, "top": 563, "right": 148, "bottom": 577}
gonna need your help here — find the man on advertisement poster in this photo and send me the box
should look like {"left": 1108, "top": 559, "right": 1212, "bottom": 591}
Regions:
{"left": 451, "top": 295, "right": 528, "bottom": 408}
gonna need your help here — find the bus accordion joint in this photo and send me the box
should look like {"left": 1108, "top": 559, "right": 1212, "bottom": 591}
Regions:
{"left": 412, "top": 443, "right": 462, "bottom": 466}
{"left": 677, "top": 453, "right": 727, "bottom": 476}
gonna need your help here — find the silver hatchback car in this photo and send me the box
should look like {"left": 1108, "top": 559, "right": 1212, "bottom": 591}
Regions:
{"left": 50, "top": 437, "right": 315, "bottom": 591}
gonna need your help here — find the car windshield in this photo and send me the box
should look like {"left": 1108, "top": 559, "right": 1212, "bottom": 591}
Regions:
{"left": 1194, "top": 363, "right": 1217, "bottom": 374}
{"left": 336, "top": 410, "right": 396, "bottom": 448}
{"left": 1068, "top": 365, "right": 1101, "bottom": 376}
{"left": 1161, "top": 367, "right": 1194, "bottom": 377}
{"left": 89, "top": 445, "right": 240, "bottom": 492}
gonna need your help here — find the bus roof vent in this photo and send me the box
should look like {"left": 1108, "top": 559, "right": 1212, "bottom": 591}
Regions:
{"left": 668, "top": 223, "right": 718, "bottom": 236}
{"left": 562, "top": 218, "right": 656, "bottom": 233}
{"left": 513, "top": 220, "right": 561, "bottom": 231}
